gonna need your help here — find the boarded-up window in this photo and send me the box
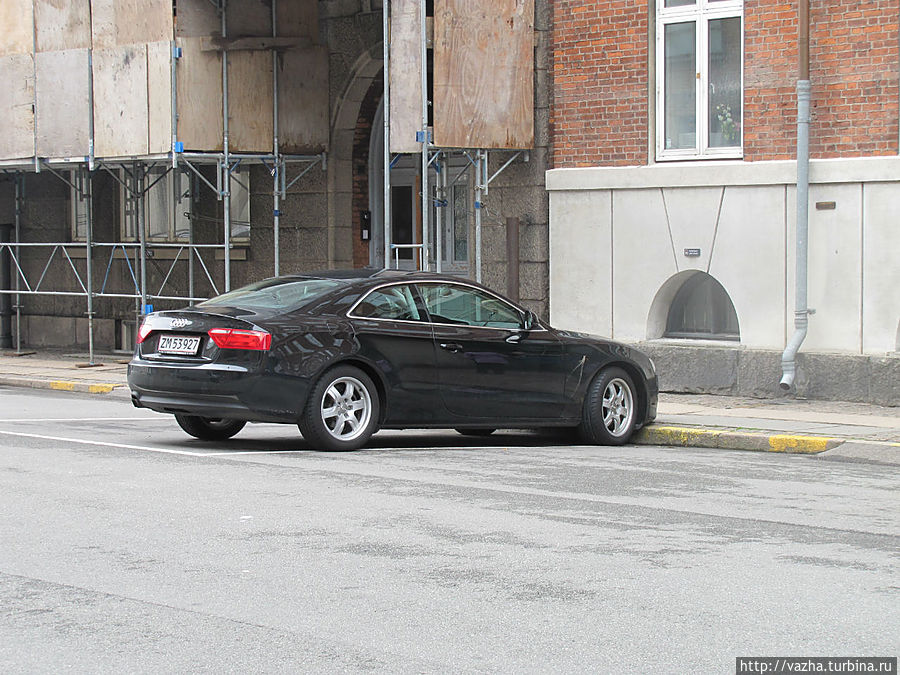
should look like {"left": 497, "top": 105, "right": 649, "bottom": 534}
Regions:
{"left": 433, "top": 0, "right": 534, "bottom": 149}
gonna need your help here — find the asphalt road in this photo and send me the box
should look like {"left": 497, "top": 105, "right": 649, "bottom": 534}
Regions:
{"left": 0, "top": 388, "right": 897, "bottom": 673}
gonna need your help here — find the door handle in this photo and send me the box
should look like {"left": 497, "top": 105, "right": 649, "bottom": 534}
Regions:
{"left": 506, "top": 333, "right": 522, "bottom": 343}
{"left": 440, "top": 342, "right": 463, "bottom": 353}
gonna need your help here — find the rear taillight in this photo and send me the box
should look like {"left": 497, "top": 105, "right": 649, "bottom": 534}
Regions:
{"left": 136, "top": 321, "right": 153, "bottom": 344}
{"left": 207, "top": 328, "right": 272, "bottom": 351}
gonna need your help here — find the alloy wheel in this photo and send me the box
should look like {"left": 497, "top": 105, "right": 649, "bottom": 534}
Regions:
{"left": 320, "top": 376, "right": 373, "bottom": 442}
{"left": 601, "top": 377, "right": 634, "bottom": 438}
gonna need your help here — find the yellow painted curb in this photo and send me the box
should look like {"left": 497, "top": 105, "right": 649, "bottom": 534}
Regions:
{"left": 49, "top": 381, "right": 75, "bottom": 392}
{"left": 88, "top": 383, "right": 119, "bottom": 394}
{"left": 635, "top": 425, "right": 841, "bottom": 454}
{"left": 767, "top": 434, "right": 835, "bottom": 454}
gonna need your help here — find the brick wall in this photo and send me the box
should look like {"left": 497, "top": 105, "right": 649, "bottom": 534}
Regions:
{"left": 551, "top": 1, "right": 650, "bottom": 167}
{"left": 352, "top": 72, "right": 383, "bottom": 269}
{"left": 807, "top": 0, "right": 899, "bottom": 158}
{"left": 552, "top": 0, "right": 899, "bottom": 167}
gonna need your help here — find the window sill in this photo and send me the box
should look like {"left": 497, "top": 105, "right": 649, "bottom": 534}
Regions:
{"left": 655, "top": 152, "right": 744, "bottom": 163}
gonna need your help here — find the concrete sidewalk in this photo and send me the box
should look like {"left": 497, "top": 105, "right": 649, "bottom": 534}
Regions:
{"left": 0, "top": 349, "right": 897, "bottom": 463}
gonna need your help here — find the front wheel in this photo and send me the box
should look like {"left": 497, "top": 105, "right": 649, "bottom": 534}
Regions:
{"left": 174, "top": 414, "right": 246, "bottom": 441}
{"left": 579, "top": 367, "right": 638, "bottom": 445}
{"left": 299, "top": 365, "right": 380, "bottom": 451}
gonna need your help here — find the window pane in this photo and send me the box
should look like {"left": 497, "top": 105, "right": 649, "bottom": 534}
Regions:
{"left": 198, "top": 278, "right": 343, "bottom": 311}
{"left": 147, "top": 168, "right": 169, "bottom": 239}
{"left": 708, "top": 17, "right": 742, "bottom": 148}
{"left": 664, "top": 22, "right": 696, "bottom": 150}
{"left": 71, "top": 173, "right": 87, "bottom": 240}
{"left": 354, "top": 286, "right": 421, "bottom": 321}
{"left": 173, "top": 170, "right": 191, "bottom": 241}
{"left": 665, "top": 272, "right": 739, "bottom": 339}
{"left": 420, "top": 284, "right": 521, "bottom": 329}
{"left": 665, "top": 0, "right": 694, "bottom": 6}
{"left": 229, "top": 168, "right": 250, "bottom": 240}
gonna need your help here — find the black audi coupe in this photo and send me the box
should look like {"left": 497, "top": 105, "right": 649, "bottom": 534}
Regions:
{"left": 128, "top": 270, "right": 658, "bottom": 450}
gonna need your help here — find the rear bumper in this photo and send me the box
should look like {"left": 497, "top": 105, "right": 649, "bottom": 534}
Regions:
{"left": 128, "top": 360, "right": 308, "bottom": 423}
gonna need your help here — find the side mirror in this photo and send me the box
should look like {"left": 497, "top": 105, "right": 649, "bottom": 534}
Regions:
{"left": 522, "top": 310, "right": 538, "bottom": 331}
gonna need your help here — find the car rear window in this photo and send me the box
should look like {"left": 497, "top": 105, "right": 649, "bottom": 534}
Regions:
{"left": 197, "top": 278, "right": 344, "bottom": 311}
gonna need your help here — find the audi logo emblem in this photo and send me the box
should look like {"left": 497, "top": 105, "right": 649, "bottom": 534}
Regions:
{"left": 170, "top": 318, "right": 192, "bottom": 328}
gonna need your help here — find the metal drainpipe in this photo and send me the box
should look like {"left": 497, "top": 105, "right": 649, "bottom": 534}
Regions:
{"left": 780, "top": 0, "right": 811, "bottom": 390}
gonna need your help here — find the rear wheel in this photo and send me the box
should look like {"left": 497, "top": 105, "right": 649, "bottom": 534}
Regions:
{"left": 174, "top": 414, "right": 246, "bottom": 441}
{"left": 579, "top": 367, "right": 638, "bottom": 445}
{"left": 300, "top": 365, "right": 380, "bottom": 451}
{"left": 455, "top": 428, "right": 496, "bottom": 437}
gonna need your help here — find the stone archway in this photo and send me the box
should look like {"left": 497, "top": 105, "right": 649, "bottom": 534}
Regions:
{"left": 325, "top": 51, "right": 384, "bottom": 268}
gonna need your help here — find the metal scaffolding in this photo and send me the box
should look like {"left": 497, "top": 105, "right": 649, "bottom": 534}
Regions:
{"left": 381, "top": 0, "right": 531, "bottom": 282}
{"left": 0, "top": 0, "right": 326, "bottom": 362}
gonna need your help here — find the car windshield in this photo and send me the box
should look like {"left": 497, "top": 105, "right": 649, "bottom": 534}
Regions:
{"left": 197, "top": 278, "right": 344, "bottom": 311}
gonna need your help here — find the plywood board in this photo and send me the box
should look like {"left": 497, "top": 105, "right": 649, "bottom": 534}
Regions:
{"left": 0, "top": 53, "right": 35, "bottom": 159}
{"left": 277, "top": 0, "right": 318, "bottom": 41}
{"left": 277, "top": 47, "right": 329, "bottom": 154}
{"left": 0, "top": 0, "right": 34, "bottom": 56}
{"left": 93, "top": 44, "right": 149, "bottom": 157}
{"left": 389, "top": 0, "right": 423, "bottom": 154}
{"left": 34, "top": 0, "right": 91, "bottom": 52}
{"left": 147, "top": 40, "right": 173, "bottom": 154}
{"left": 433, "top": 0, "right": 534, "bottom": 149}
{"left": 175, "top": 0, "right": 220, "bottom": 37}
{"left": 35, "top": 48, "right": 91, "bottom": 157}
{"left": 174, "top": 38, "right": 223, "bottom": 151}
{"left": 91, "top": 0, "right": 173, "bottom": 48}
{"left": 227, "top": 51, "right": 274, "bottom": 152}
{"left": 226, "top": 0, "right": 272, "bottom": 38}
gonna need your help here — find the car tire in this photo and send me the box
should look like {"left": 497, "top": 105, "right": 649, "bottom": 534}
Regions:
{"left": 455, "top": 428, "right": 496, "bottom": 437}
{"left": 579, "top": 367, "right": 638, "bottom": 445}
{"left": 300, "top": 365, "right": 380, "bottom": 451}
{"left": 174, "top": 414, "right": 246, "bottom": 441}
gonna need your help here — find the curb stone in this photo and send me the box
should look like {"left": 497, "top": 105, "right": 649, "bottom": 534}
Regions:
{"left": 635, "top": 424, "right": 842, "bottom": 454}
{"left": 0, "top": 376, "right": 128, "bottom": 396}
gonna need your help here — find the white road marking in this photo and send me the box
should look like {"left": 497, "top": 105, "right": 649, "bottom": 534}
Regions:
{"left": 0, "top": 417, "right": 165, "bottom": 423}
{"left": 0, "top": 429, "right": 213, "bottom": 457}
{"left": 0, "top": 428, "right": 309, "bottom": 457}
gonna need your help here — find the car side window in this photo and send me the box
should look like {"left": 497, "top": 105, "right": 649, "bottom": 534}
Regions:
{"left": 352, "top": 285, "right": 422, "bottom": 321}
{"left": 419, "top": 284, "right": 523, "bottom": 329}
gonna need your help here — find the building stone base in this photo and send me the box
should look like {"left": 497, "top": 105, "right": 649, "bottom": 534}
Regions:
{"left": 635, "top": 342, "right": 899, "bottom": 407}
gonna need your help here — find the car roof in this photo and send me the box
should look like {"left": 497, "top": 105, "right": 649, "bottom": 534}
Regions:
{"left": 283, "top": 269, "right": 484, "bottom": 292}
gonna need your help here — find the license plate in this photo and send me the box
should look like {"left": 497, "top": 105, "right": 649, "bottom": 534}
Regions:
{"left": 158, "top": 334, "right": 201, "bottom": 355}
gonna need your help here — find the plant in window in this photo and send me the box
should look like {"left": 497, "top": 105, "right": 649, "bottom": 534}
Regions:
{"left": 715, "top": 103, "right": 738, "bottom": 144}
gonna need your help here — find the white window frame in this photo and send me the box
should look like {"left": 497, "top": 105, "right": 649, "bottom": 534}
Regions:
{"left": 656, "top": 0, "right": 744, "bottom": 161}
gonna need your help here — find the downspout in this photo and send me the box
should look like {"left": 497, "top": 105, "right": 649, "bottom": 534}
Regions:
{"left": 780, "top": 0, "right": 811, "bottom": 390}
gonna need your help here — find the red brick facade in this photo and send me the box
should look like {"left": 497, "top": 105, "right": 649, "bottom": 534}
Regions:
{"left": 552, "top": 0, "right": 899, "bottom": 167}
{"left": 552, "top": 1, "right": 650, "bottom": 167}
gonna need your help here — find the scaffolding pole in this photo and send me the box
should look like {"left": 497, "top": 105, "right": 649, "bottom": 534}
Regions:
{"left": 272, "top": 0, "right": 282, "bottom": 277}
{"left": 14, "top": 173, "right": 23, "bottom": 354}
{"left": 221, "top": 1, "right": 232, "bottom": 292}
{"left": 82, "top": 166, "right": 95, "bottom": 365}
{"left": 419, "top": 0, "right": 429, "bottom": 271}
{"left": 383, "top": 1, "right": 392, "bottom": 270}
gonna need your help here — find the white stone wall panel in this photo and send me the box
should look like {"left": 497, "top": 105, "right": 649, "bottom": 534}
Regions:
{"left": 548, "top": 191, "right": 612, "bottom": 336}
